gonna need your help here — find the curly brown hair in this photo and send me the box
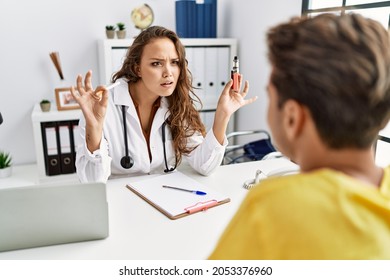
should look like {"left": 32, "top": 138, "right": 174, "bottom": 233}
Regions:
{"left": 267, "top": 13, "right": 390, "bottom": 149}
{"left": 112, "top": 26, "right": 206, "bottom": 165}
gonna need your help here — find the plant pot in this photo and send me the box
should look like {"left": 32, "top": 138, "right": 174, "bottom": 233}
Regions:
{"left": 116, "top": 30, "right": 126, "bottom": 39}
{"left": 40, "top": 103, "right": 51, "bottom": 112}
{"left": 0, "top": 166, "right": 12, "bottom": 178}
{"left": 106, "top": 30, "right": 115, "bottom": 39}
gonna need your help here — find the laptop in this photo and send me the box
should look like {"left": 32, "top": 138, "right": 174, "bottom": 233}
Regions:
{"left": 0, "top": 182, "right": 109, "bottom": 252}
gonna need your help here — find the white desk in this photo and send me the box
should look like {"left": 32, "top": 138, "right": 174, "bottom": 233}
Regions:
{"left": 0, "top": 161, "right": 269, "bottom": 260}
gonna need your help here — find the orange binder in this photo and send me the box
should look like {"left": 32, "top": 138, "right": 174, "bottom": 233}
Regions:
{"left": 126, "top": 171, "right": 230, "bottom": 220}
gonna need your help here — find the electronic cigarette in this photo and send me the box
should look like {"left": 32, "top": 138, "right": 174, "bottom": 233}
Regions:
{"left": 231, "top": 56, "right": 240, "bottom": 91}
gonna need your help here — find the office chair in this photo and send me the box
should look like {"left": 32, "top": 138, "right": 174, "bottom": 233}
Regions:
{"left": 223, "top": 130, "right": 277, "bottom": 165}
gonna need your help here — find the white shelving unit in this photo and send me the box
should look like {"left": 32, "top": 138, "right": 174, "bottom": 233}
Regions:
{"left": 31, "top": 104, "right": 81, "bottom": 183}
{"left": 0, "top": 164, "right": 39, "bottom": 188}
{"left": 98, "top": 38, "right": 238, "bottom": 132}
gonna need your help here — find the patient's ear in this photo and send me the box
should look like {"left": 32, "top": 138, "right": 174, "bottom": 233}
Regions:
{"left": 282, "top": 99, "right": 305, "bottom": 141}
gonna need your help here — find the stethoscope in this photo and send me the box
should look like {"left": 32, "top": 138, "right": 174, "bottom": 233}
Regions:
{"left": 120, "top": 105, "right": 177, "bottom": 173}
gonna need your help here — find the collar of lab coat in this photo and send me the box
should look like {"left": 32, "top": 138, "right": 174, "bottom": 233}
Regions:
{"left": 112, "top": 78, "right": 170, "bottom": 126}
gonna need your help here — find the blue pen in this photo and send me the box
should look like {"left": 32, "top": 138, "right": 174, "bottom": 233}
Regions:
{"left": 162, "top": 185, "right": 207, "bottom": 196}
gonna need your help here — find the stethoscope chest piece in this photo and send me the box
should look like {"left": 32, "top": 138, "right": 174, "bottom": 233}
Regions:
{"left": 120, "top": 155, "right": 134, "bottom": 169}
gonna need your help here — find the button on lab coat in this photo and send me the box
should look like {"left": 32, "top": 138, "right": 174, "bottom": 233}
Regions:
{"left": 75, "top": 79, "right": 227, "bottom": 182}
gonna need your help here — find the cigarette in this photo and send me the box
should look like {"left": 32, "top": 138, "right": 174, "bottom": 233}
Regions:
{"left": 93, "top": 81, "right": 121, "bottom": 100}
{"left": 105, "top": 81, "right": 121, "bottom": 90}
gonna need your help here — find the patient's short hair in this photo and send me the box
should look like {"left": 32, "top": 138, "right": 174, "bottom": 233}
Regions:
{"left": 267, "top": 13, "right": 390, "bottom": 149}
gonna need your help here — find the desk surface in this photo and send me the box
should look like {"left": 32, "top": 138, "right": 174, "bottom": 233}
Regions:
{"left": 0, "top": 161, "right": 269, "bottom": 260}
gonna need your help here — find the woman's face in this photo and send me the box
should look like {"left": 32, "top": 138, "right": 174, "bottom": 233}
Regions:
{"left": 136, "top": 38, "right": 180, "bottom": 99}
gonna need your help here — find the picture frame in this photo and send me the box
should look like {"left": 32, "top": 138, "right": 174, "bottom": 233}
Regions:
{"left": 55, "top": 87, "right": 80, "bottom": 111}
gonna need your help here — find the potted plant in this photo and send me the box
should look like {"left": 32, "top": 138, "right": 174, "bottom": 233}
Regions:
{"left": 0, "top": 150, "right": 12, "bottom": 178}
{"left": 105, "top": 25, "right": 116, "bottom": 39}
{"left": 116, "top": 22, "right": 126, "bottom": 39}
{"left": 40, "top": 99, "right": 51, "bottom": 112}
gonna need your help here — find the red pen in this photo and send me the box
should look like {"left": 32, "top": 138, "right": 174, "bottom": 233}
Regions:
{"left": 231, "top": 56, "right": 240, "bottom": 91}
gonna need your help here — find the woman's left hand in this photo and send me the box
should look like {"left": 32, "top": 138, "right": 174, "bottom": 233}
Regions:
{"left": 216, "top": 74, "right": 257, "bottom": 118}
{"left": 212, "top": 74, "right": 257, "bottom": 144}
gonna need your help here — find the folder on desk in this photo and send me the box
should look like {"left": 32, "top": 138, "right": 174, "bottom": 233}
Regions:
{"left": 126, "top": 171, "right": 230, "bottom": 220}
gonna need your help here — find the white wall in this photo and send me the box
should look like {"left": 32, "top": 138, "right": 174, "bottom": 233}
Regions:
{"left": 0, "top": 0, "right": 301, "bottom": 165}
{"left": 226, "top": 0, "right": 302, "bottom": 134}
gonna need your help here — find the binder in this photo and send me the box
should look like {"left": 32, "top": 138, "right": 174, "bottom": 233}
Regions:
{"left": 70, "top": 119, "right": 80, "bottom": 166}
{"left": 187, "top": 0, "right": 197, "bottom": 38}
{"left": 203, "top": 2, "right": 212, "bottom": 38}
{"left": 196, "top": 1, "right": 205, "bottom": 38}
{"left": 126, "top": 171, "right": 230, "bottom": 220}
{"left": 191, "top": 47, "right": 206, "bottom": 102}
{"left": 175, "top": 0, "right": 189, "bottom": 37}
{"left": 58, "top": 121, "right": 75, "bottom": 174}
{"left": 175, "top": 0, "right": 216, "bottom": 38}
{"left": 205, "top": 0, "right": 217, "bottom": 38}
{"left": 41, "top": 122, "right": 61, "bottom": 176}
{"left": 216, "top": 46, "right": 230, "bottom": 95}
{"left": 204, "top": 47, "right": 218, "bottom": 108}
{"left": 41, "top": 120, "right": 79, "bottom": 176}
{"left": 186, "top": 47, "right": 201, "bottom": 111}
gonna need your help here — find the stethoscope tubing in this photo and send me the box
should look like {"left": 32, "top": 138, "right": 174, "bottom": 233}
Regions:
{"left": 120, "top": 105, "right": 176, "bottom": 172}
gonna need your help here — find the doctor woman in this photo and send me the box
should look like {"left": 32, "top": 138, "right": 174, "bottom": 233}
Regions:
{"left": 71, "top": 26, "right": 257, "bottom": 183}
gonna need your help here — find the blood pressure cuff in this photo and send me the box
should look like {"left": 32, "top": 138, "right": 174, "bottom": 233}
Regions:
{"left": 243, "top": 137, "right": 276, "bottom": 161}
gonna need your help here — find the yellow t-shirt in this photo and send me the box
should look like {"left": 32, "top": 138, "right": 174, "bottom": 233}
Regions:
{"left": 209, "top": 166, "right": 390, "bottom": 260}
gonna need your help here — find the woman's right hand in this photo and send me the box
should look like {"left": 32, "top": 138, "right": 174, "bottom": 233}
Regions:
{"left": 70, "top": 70, "right": 109, "bottom": 152}
{"left": 70, "top": 70, "right": 109, "bottom": 128}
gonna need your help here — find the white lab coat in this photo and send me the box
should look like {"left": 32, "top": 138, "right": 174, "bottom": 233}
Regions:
{"left": 75, "top": 79, "right": 227, "bottom": 182}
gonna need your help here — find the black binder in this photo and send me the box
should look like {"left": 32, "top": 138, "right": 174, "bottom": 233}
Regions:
{"left": 41, "top": 122, "right": 61, "bottom": 176}
{"left": 57, "top": 121, "right": 75, "bottom": 174}
{"left": 70, "top": 119, "right": 80, "bottom": 165}
{"left": 41, "top": 119, "right": 80, "bottom": 176}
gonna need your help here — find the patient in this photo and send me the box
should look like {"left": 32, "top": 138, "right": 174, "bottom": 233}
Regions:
{"left": 209, "top": 13, "right": 390, "bottom": 259}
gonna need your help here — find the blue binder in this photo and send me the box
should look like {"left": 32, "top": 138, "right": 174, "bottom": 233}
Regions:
{"left": 210, "top": 0, "right": 217, "bottom": 37}
{"left": 196, "top": 2, "right": 205, "bottom": 38}
{"left": 204, "top": 2, "right": 212, "bottom": 38}
{"left": 204, "top": 0, "right": 217, "bottom": 38}
{"left": 175, "top": 0, "right": 189, "bottom": 38}
{"left": 187, "top": 0, "right": 197, "bottom": 37}
{"left": 175, "top": 0, "right": 217, "bottom": 38}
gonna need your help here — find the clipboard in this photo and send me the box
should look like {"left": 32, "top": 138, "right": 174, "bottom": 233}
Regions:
{"left": 126, "top": 171, "right": 230, "bottom": 220}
